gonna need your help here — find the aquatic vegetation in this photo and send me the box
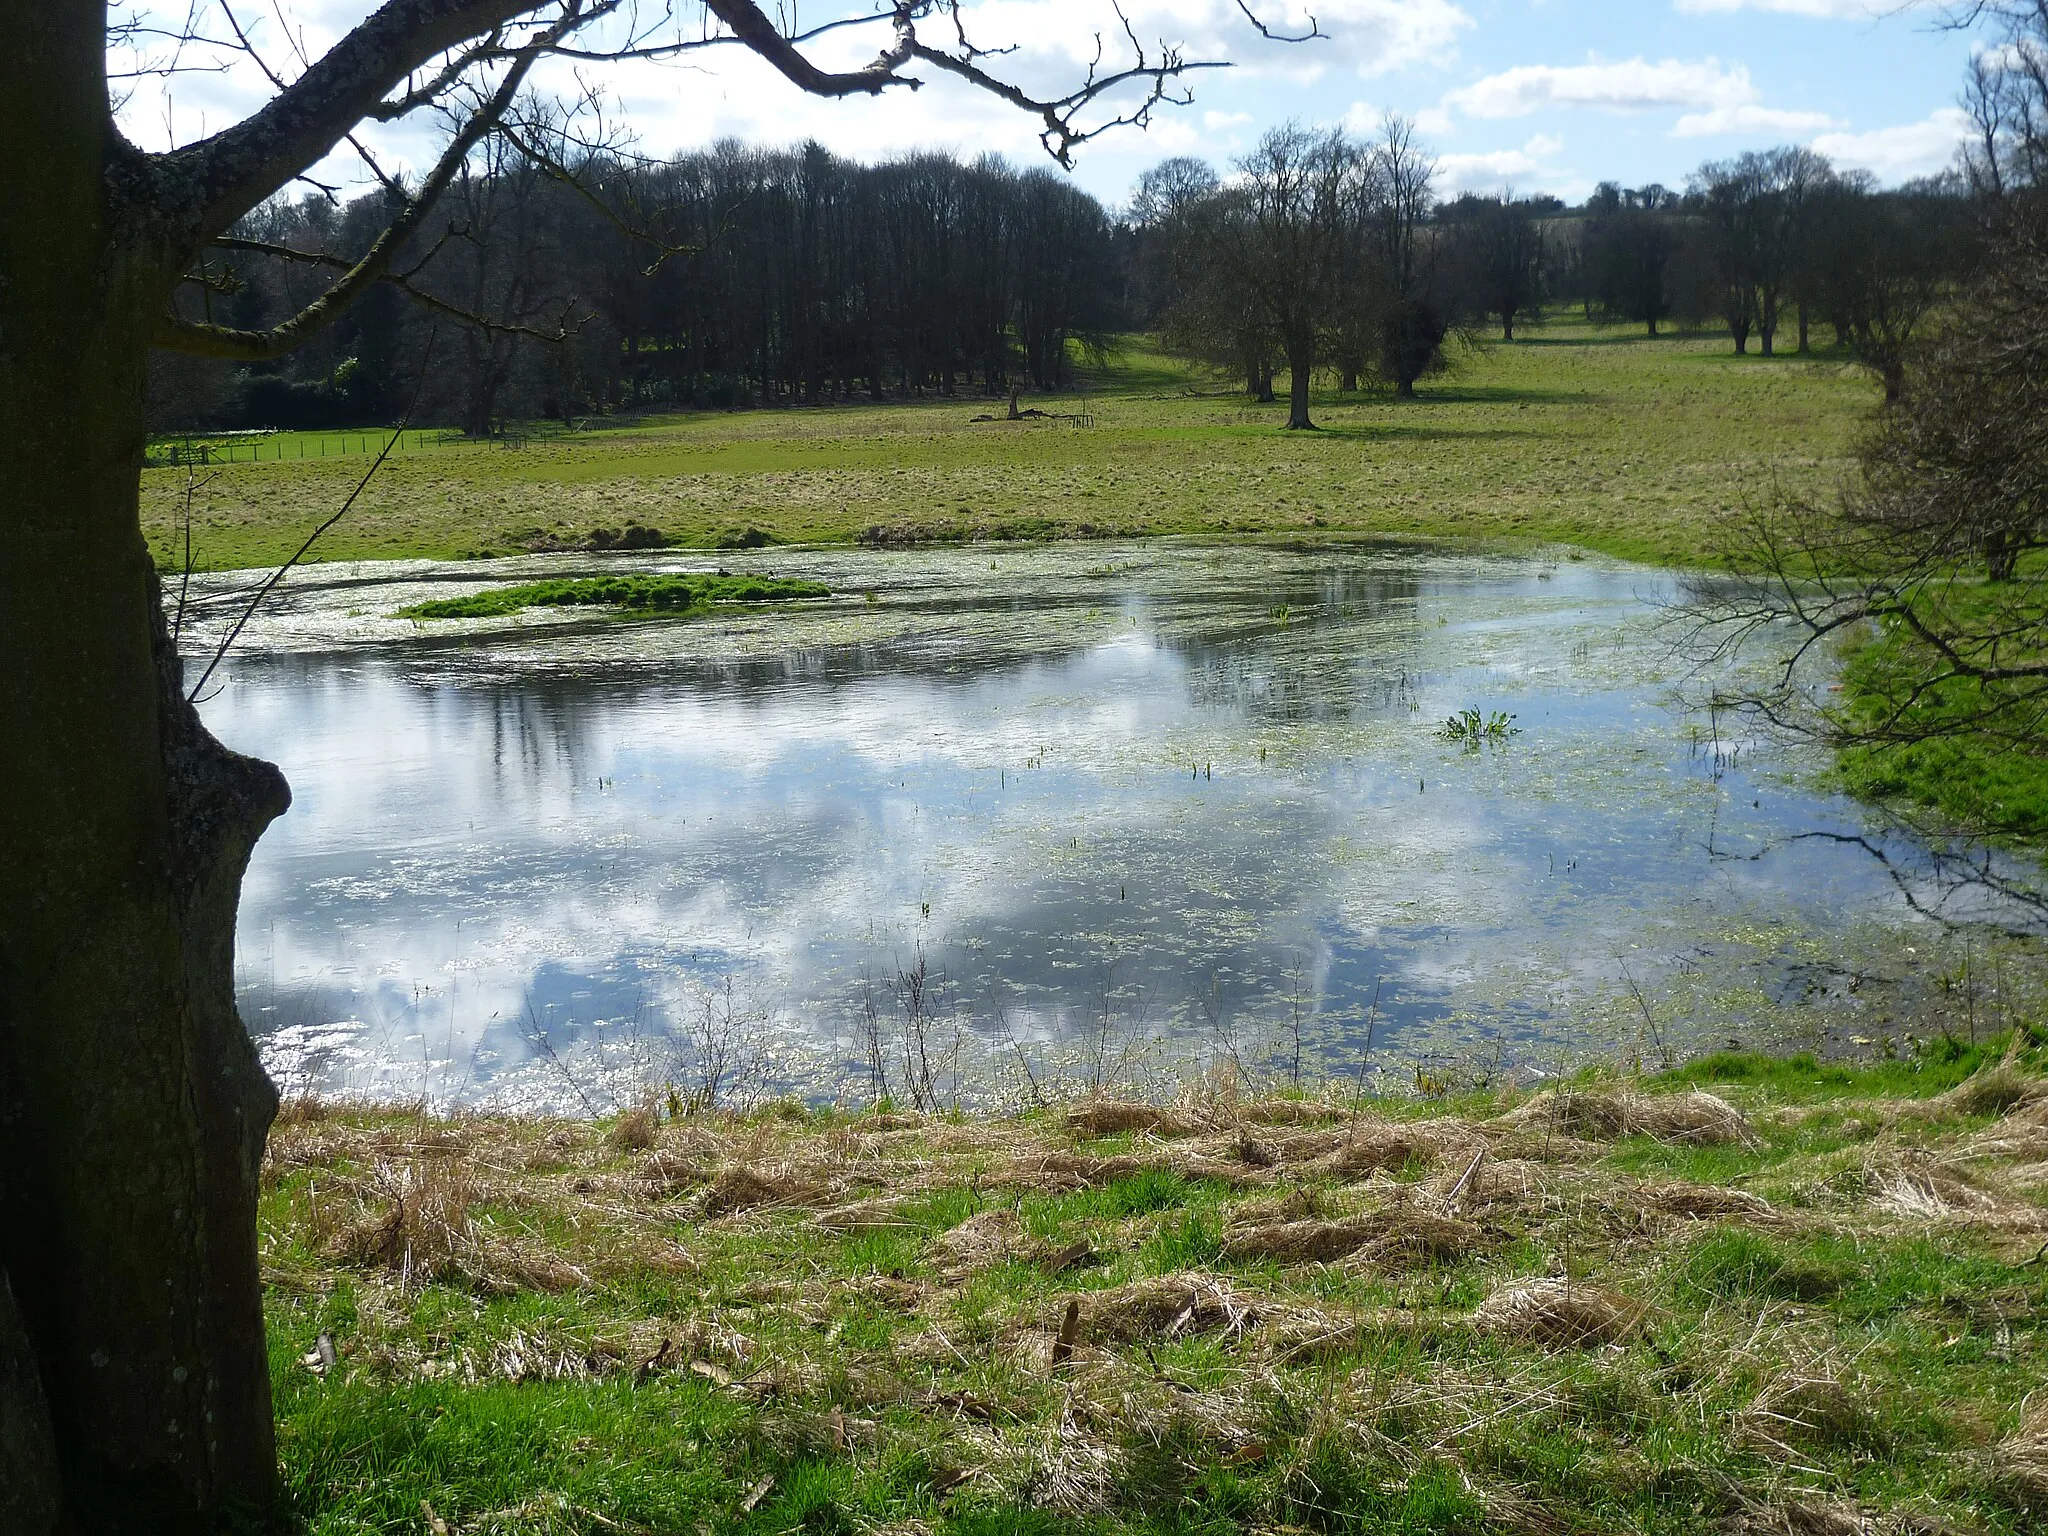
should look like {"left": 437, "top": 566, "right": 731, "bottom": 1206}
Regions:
{"left": 397, "top": 572, "right": 830, "bottom": 620}
{"left": 1437, "top": 706, "right": 1520, "bottom": 746}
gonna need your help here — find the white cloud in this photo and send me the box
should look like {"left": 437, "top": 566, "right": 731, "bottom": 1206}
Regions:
{"left": 1435, "top": 149, "right": 1549, "bottom": 185}
{"left": 1205, "top": 109, "right": 1254, "bottom": 129}
{"left": 1674, "top": 103, "right": 1840, "bottom": 136}
{"left": 1811, "top": 105, "right": 1973, "bottom": 181}
{"left": 1437, "top": 54, "right": 1844, "bottom": 147}
{"left": 1434, "top": 132, "right": 1565, "bottom": 190}
{"left": 1441, "top": 56, "right": 1759, "bottom": 119}
{"left": 1315, "top": 0, "right": 1473, "bottom": 77}
{"left": 1674, "top": 0, "right": 1930, "bottom": 16}
{"left": 1342, "top": 100, "right": 1383, "bottom": 133}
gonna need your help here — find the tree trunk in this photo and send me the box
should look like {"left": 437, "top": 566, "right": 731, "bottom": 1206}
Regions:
{"left": 0, "top": 6, "right": 286, "bottom": 1530}
{"left": 0, "top": 1270, "right": 60, "bottom": 1535}
{"left": 1501, "top": 312, "right": 1515, "bottom": 343}
{"left": 1987, "top": 531, "right": 2018, "bottom": 581}
{"left": 1395, "top": 378, "right": 1416, "bottom": 400}
{"left": 1797, "top": 303, "right": 1810, "bottom": 354}
{"left": 1255, "top": 361, "right": 1276, "bottom": 404}
{"left": 1284, "top": 348, "right": 1315, "bottom": 430}
{"left": 1759, "top": 323, "right": 1775, "bottom": 358}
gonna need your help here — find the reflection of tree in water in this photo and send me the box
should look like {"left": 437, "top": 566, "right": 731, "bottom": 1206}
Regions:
{"left": 1793, "top": 814, "right": 2048, "bottom": 941}
{"left": 1171, "top": 567, "right": 1427, "bottom": 724}
{"left": 287, "top": 559, "right": 1436, "bottom": 768}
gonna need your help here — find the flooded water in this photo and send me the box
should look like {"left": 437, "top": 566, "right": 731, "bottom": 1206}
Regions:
{"left": 180, "top": 540, "right": 2032, "bottom": 1111}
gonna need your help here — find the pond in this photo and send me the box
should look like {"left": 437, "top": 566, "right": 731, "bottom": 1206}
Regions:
{"left": 180, "top": 539, "right": 2027, "bottom": 1112}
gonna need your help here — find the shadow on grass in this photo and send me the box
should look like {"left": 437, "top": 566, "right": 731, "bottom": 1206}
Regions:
{"left": 1507, "top": 331, "right": 1673, "bottom": 349}
{"left": 1255, "top": 419, "right": 1543, "bottom": 445}
{"left": 1376, "top": 385, "right": 1609, "bottom": 406}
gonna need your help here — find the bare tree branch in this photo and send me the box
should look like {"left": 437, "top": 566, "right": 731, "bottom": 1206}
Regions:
{"left": 697, "top": 0, "right": 918, "bottom": 97}
{"left": 152, "top": 11, "right": 567, "bottom": 359}
{"left": 150, "top": 0, "right": 565, "bottom": 247}
{"left": 193, "top": 233, "right": 587, "bottom": 342}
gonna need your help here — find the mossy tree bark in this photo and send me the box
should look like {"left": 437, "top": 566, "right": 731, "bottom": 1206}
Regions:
{"left": 0, "top": 5, "right": 288, "bottom": 1529}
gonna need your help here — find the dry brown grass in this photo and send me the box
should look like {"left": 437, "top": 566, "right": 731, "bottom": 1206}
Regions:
{"left": 1643, "top": 1181, "right": 1777, "bottom": 1221}
{"left": 605, "top": 1106, "right": 658, "bottom": 1152}
{"left": 1964, "top": 1096, "right": 2048, "bottom": 1161}
{"left": 311, "top": 1157, "right": 590, "bottom": 1293}
{"left": 1473, "top": 1279, "right": 1649, "bottom": 1349}
{"left": 1497, "top": 1087, "right": 1756, "bottom": 1147}
{"left": 1072, "top": 1273, "right": 1263, "bottom": 1345}
{"left": 1222, "top": 1203, "right": 1488, "bottom": 1267}
{"left": 1869, "top": 1155, "right": 2002, "bottom": 1220}
{"left": 930, "top": 1209, "right": 1092, "bottom": 1279}
{"left": 991, "top": 1146, "right": 1270, "bottom": 1192}
{"left": 1937, "top": 1061, "right": 2048, "bottom": 1119}
{"left": 1064, "top": 1100, "right": 1207, "bottom": 1138}
{"left": 1719, "top": 1499, "right": 1886, "bottom": 1536}
{"left": 934, "top": 1209, "right": 1031, "bottom": 1270}
{"left": 698, "top": 1162, "right": 839, "bottom": 1215}
{"left": 1305, "top": 1119, "right": 1478, "bottom": 1180}
{"left": 638, "top": 1150, "right": 714, "bottom": 1194}
{"left": 1743, "top": 1358, "right": 1885, "bottom": 1457}
{"left": 1861, "top": 1154, "right": 2048, "bottom": 1248}
{"left": 256, "top": 1062, "right": 2048, "bottom": 1535}
{"left": 1232, "top": 1097, "right": 1351, "bottom": 1126}
{"left": 1994, "top": 1399, "right": 2048, "bottom": 1516}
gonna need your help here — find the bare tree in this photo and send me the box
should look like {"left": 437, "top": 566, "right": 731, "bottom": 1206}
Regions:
{"left": 1165, "top": 123, "right": 1379, "bottom": 427}
{"left": 1366, "top": 116, "right": 1444, "bottom": 397}
{"left": 1808, "top": 174, "right": 1975, "bottom": 402}
{"left": 1677, "top": 5, "right": 2048, "bottom": 852}
{"left": 1690, "top": 146, "right": 1833, "bottom": 355}
{"left": 1441, "top": 191, "right": 1549, "bottom": 342}
{"left": 1235, "top": 124, "right": 1377, "bottom": 428}
{"left": 1961, "top": 0, "right": 2048, "bottom": 197}
{"left": 0, "top": 3, "right": 1301, "bottom": 1527}
{"left": 1584, "top": 182, "right": 1684, "bottom": 337}
{"left": 1152, "top": 159, "right": 1280, "bottom": 400}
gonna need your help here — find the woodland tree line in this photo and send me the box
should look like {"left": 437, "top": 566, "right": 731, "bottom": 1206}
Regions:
{"left": 154, "top": 121, "right": 1981, "bottom": 436}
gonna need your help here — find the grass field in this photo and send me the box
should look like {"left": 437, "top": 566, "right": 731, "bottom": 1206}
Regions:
{"left": 262, "top": 1040, "right": 2048, "bottom": 1535}
{"left": 143, "top": 320, "right": 1878, "bottom": 574}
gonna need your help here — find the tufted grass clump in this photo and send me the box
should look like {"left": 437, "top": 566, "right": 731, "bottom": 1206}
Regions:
{"left": 263, "top": 1039, "right": 2048, "bottom": 1534}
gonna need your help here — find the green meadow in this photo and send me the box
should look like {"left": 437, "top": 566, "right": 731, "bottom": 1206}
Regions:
{"left": 142, "top": 320, "right": 1876, "bottom": 574}
{"left": 262, "top": 1043, "right": 2048, "bottom": 1535}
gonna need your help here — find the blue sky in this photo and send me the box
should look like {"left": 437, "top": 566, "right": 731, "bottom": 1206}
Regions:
{"left": 114, "top": 2, "right": 1982, "bottom": 208}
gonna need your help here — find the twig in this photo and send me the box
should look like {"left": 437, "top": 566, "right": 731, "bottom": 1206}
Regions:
{"left": 186, "top": 327, "right": 438, "bottom": 702}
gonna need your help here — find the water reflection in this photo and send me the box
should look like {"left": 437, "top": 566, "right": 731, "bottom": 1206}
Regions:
{"left": 184, "top": 540, "right": 2020, "bottom": 1110}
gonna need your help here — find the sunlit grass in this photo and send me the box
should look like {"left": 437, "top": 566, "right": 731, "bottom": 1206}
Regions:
{"left": 262, "top": 1035, "right": 2048, "bottom": 1533}
{"left": 144, "top": 317, "right": 1876, "bottom": 573}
